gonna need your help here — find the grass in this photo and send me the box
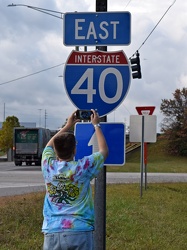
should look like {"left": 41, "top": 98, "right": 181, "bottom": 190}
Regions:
{"left": 107, "top": 136, "right": 187, "bottom": 173}
{"left": 0, "top": 183, "right": 187, "bottom": 250}
{"left": 0, "top": 193, "right": 44, "bottom": 250}
{"left": 106, "top": 183, "right": 187, "bottom": 250}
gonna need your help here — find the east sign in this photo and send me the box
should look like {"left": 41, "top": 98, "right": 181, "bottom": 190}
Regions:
{"left": 63, "top": 12, "right": 131, "bottom": 46}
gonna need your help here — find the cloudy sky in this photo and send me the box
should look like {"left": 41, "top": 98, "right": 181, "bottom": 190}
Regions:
{"left": 0, "top": 0, "right": 186, "bottom": 132}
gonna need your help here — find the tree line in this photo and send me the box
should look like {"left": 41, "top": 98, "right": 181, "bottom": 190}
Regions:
{"left": 160, "top": 87, "right": 187, "bottom": 156}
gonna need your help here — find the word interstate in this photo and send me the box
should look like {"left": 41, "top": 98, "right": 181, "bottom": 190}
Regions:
{"left": 74, "top": 54, "right": 121, "bottom": 64}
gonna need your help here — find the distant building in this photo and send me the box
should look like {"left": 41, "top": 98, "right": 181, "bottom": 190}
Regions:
{"left": 19, "top": 122, "right": 36, "bottom": 128}
{"left": 0, "top": 122, "right": 36, "bottom": 129}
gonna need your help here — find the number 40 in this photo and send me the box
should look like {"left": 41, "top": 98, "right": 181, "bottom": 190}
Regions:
{"left": 71, "top": 68, "right": 123, "bottom": 104}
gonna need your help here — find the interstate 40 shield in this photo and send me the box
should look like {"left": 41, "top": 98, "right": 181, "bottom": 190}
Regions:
{"left": 64, "top": 50, "right": 131, "bottom": 117}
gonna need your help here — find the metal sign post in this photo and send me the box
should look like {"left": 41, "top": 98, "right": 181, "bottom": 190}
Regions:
{"left": 94, "top": 2, "right": 107, "bottom": 249}
{"left": 136, "top": 106, "right": 155, "bottom": 191}
{"left": 144, "top": 142, "right": 148, "bottom": 190}
{"left": 129, "top": 115, "right": 157, "bottom": 197}
{"left": 140, "top": 116, "right": 145, "bottom": 198}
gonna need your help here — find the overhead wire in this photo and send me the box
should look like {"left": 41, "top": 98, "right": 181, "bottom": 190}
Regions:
{"left": 0, "top": 63, "right": 64, "bottom": 86}
{"left": 125, "top": 0, "right": 132, "bottom": 9}
{"left": 1, "top": 4, "right": 65, "bottom": 86}
{"left": 130, "top": 0, "right": 177, "bottom": 58}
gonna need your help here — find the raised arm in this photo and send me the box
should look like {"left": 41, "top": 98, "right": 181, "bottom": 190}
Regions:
{"left": 46, "top": 111, "right": 79, "bottom": 147}
{"left": 91, "top": 109, "right": 109, "bottom": 160}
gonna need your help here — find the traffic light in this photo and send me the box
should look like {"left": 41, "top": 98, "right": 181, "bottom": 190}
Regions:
{"left": 130, "top": 51, "right": 142, "bottom": 79}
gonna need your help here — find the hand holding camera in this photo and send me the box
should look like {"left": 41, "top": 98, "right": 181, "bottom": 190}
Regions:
{"left": 76, "top": 109, "right": 93, "bottom": 121}
{"left": 76, "top": 109, "right": 100, "bottom": 125}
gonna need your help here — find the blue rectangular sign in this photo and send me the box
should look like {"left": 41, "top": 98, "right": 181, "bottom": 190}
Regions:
{"left": 74, "top": 122, "right": 126, "bottom": 166}
{"left": 64, "top": 12, "right": 131, "bottom": 46}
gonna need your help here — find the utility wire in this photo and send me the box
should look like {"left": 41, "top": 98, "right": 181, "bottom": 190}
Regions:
{"left": 2, "top": 4, "right": 65, "bottom": 86}
{"left": 125, "top": 0, "right": 132, "bottom": 9}
{"left": 0, "top": 63, "right": 64, "bottom": 86}
{"left": 131, "top": 0, "right": 177, "bottom": 58}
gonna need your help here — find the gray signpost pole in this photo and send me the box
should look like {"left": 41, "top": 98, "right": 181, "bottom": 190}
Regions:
{"left": 140, "top": 115, "right": 145, "bottom": 198}
{"left": 94, "top": 1, "right": 107, "bottom": 250}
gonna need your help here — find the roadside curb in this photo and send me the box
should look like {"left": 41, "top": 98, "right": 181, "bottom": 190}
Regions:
{"left": 0, "top": 158, "right": 7, "bottom": 162}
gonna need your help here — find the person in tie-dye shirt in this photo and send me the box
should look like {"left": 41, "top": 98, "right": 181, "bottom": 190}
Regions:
{"left": 42, "top": 109, "right": 108, "bottom": 250}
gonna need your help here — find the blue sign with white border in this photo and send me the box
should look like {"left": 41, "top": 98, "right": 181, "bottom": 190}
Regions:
{"left": 74, "top": 122, "right": 125, "bottom": 166}
{"left": 64, "top": 12, "right": 131, "bottom": 46}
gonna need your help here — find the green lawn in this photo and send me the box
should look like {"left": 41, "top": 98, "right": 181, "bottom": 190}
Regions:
{"left": 107, "top": 136, "right": 187, "bottom": 173}
{"left": 0, "top": 183, "right": 187, "bottom": 250}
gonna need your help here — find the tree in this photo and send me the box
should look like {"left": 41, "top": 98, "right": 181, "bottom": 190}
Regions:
{"left": 0, "top": 116, "right": 20, "bottom": 153}
{"left": 160, "top": 87, "right": 187, "bottom": 156}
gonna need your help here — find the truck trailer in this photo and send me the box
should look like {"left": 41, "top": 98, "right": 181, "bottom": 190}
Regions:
{"left": 13, "top": 127, "right": 51, "bottom": 166}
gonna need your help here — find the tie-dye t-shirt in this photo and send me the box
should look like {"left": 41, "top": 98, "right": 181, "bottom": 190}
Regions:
{"left": 41, "top": 146, "right": 104, "bottom": 233}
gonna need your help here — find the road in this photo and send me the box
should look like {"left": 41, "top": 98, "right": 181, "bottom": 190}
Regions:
{"left": 0, "top": 161, "right": 187, "bottom": 197}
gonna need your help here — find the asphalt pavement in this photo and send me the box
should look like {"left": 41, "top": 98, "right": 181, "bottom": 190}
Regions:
{"left": 0, "top": 163, "right": 187, "bottom": 197}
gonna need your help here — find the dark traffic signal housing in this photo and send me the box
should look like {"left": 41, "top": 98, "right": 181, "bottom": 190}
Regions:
{"left": 130, "top": 51, "right": 142, "bottom": 79}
